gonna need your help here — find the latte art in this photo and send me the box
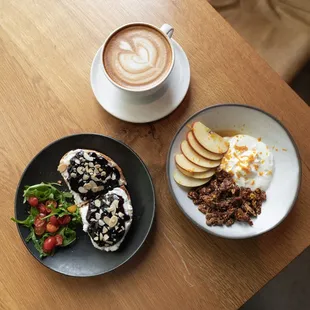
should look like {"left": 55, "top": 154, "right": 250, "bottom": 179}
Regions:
{"left": 118, "top": 38, "right": 158, "bottom": 80}
{"left": 103, "top": 25, "right": 173, "bottom": 90}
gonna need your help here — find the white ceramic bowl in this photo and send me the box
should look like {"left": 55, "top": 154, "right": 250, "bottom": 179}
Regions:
{"left": 167, "top": 104, "right": 301, "bottom": 239}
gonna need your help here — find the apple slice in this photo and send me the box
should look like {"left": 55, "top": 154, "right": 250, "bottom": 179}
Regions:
{"left": 175, "top": 154, "right": 207, "bottom": 173}
{"left": 173, "top": 169, "right": 211, "bottom": 187}
{"left": 181, "top": 140, "right": 221, "bottom": 168}
{"left": 177, "top": 165, "right": 216, "bottom": 179}
{"left": 187, "top": 131, "right": 223, "bottom": 160}
{"left": 192, "top": 122, "right": 229, "bottom": 154}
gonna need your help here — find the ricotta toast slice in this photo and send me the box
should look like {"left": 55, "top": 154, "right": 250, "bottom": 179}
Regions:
{"left": 57, "top": 149, "right": 126, "bottom": 205}
{"left": 80, "top": 186, "right": 133, "bottom": 252}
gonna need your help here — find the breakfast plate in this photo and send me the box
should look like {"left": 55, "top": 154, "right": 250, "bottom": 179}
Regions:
{"left": 90, "top": 39, "right": 190, "bottom": 123}
{"left": 167, "top": 104, "right": 301, "bottom": 239}
{"left": 14, "top": 134, "right": 155, "bottom": 276}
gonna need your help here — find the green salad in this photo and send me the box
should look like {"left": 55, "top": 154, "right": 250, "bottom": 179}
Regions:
{"left": 12, "top": 182, "right": 82, "bottom": 258}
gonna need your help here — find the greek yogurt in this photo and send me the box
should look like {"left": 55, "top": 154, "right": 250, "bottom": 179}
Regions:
{"left": 220, "top": 135, "right": 274, "bottom": 191}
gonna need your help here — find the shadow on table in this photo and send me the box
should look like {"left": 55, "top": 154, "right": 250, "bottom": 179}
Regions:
{"left": 92, "top": 84, "right": 192, "bottom": 126}
{"left": 173, "top": 194, "right": 302, "bottom": 301}
{"left": 158, "top": 85, "right": 192, "bottom": 125}
{"left": 291, "top": 60, "right": 310, "bottom": 106}
{"left": 239, "top": 245, "right": 310, "bottom": 310}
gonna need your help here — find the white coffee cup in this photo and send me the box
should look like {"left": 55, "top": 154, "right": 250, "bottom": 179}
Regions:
{"left": 101, "top": 22, "right": 175, "bottom": 95}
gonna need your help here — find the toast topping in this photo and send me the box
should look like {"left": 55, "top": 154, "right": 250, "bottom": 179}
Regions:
{"left": 57, "top": 163, "right": 67, "bottom": 173}
{"left": 66, "top": 150, "right": 124, "bottom": 201}
{"left": 86, "top": 190, "right": 131, "bottom": 248}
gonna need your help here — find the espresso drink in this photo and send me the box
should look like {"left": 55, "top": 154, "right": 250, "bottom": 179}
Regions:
{"left": 103, "top": 24, "right": 173, "bottom": 90}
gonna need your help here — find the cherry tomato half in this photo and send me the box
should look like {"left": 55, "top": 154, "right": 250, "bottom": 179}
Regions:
{"left": 45, "top": 200, "right": 57, "bottom": 209}
{"left": 34, "top": 215, "right": 46, "bottom": 228}
{"left": 49, "top": 215, "right": 58, "bottom": 226}
{"left": 43, "top": 236, "right": 57, "bottom": 253}
{"left": 55, "top": 235, "right": 63, "bottom": 246}
{"left": 28, "top": 196, "right": 39, "bottom": 207}
{"left": 46, "top": 223, "right": 59, "bottom": 233}
{"left": 34, "top": 225, "right": 45, "bottom": 236}
{"left": 38, "top": 203, "right": 48, "bottom": 215}
{"left": 58, "top": 215, "right": 71, "bottom": 226}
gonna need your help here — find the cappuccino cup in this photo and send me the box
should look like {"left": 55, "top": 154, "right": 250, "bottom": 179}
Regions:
{"left": 101, "top": 22, "right": 175, "bottom": 94}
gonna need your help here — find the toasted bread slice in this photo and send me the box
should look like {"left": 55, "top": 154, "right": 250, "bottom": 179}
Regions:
{"left": 79, "top": 186, "right": 133, "bottom": 252}
{"left": 58, "top": 149, "right": 126, "bottom": 205}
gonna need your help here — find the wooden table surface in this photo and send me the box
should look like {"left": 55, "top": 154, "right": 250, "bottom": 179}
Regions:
{"left": 1, "top": 1, "right": 310, "bottom": 309}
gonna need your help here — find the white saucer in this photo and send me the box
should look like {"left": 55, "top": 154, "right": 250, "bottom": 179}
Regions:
{"left": 90, "top": 39, "right": 190, "bottom": 123}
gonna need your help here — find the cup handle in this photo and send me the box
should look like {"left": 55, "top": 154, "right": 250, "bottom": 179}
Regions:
{"left": 160, "top": 24, "right": 174, "bottom": 38}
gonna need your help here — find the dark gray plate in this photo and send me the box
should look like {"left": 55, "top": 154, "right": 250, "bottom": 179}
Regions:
{"left": 14, "top": 134, "right": 155, "bottom": 277}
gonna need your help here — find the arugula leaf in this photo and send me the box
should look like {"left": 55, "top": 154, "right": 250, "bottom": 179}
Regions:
{"left": 62, "top": 192, "right": 72, "bottom": 199}
{"left": 11, "top": 216, "right": 33, "bottom": 227}
{"left": 30, "top": 207, "right": 39, "bottom": 217}
{"left": 25, "top": 227, "right": 35, "bottom": 242}
{"left": 23, "top": 183, "right": 72, "bottom": 203}
{"left": 25, "top": 227, "right": 48, "bottom": 258}
{"left": 11, "top": 207, "right": 38, "bottom": 227}
{"left": 58, "top": 227, "right": 76, "bottom": 247}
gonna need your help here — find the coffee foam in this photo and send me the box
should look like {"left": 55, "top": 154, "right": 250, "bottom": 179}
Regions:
{"left": 103, "top": 25, "right": 173, "bottom": 90}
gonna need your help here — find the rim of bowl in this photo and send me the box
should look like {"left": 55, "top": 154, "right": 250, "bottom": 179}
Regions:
{"left": 166, "top": 103, "right": 302, "bottom": 239}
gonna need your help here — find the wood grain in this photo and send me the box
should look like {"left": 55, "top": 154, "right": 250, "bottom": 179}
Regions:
{"left": 1, "top": 1, "right": 310, "bottom": 309}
